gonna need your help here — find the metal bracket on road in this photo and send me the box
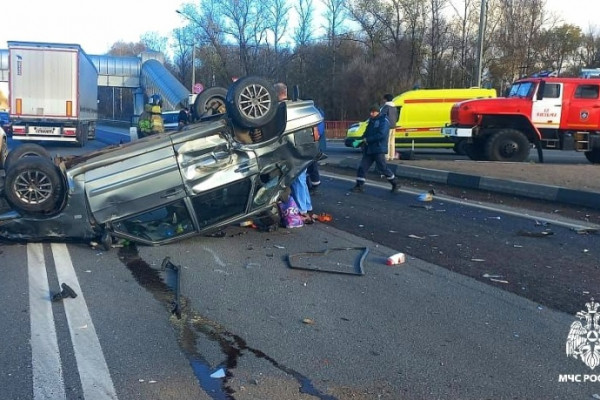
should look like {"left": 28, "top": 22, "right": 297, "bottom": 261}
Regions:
{"left": 287, "top": 247, "right": 368, "bottom": 276}
{"left": 161, "top": 257, "right": 182, "bottom": 319}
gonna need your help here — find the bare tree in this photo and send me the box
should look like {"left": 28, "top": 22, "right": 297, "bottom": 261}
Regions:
{"left": 294, "top": 0, "right": 315, "bottom": 47}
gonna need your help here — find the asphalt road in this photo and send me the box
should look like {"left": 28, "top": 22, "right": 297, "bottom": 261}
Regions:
{"left": 2, "top": 128, "right": 600, "bottom": 399}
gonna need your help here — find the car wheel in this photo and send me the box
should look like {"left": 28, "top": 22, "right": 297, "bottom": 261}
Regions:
{"left": 4, "top": 156, "right": 65, "bottom": 214}
{"left": 585, "top": 149, "right": 600, "bottom": 164}
{"left": 484, "top": 129, "right": 530, "bottom": 162}
{"left": 226, "top": 76, "right": 277, "bottom": 128}
{"left": 192, "top": 87, "right": 227, "bottom": 120}
{"left": 4, "top": 143, "right": 51, "bottom": 171}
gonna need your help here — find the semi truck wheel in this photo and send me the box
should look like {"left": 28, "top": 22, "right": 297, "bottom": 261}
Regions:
{"left": 192, "top": 87, "right": 227, "bottom": 120}
{"left": 484, "top": 129, "right": 530, "bottom": 162}
{"left": 4, "top": 143, "right": 51, "bottom": 172}
{"left": 584, "top": 149, "right": 600, "bottom": 164}
{"left": 226, "top": 76, "right": 277, "bottom": 129}
{"left": 5, "top": 156, "right": 65, "bottom": 214}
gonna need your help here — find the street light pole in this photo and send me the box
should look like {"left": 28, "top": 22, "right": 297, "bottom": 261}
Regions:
{"left": 475, "top": 0, "right": 487, "bottom": 87}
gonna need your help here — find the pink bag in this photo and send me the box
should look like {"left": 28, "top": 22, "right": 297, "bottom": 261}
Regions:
{"left": 277, "top": 197, "right": 304, "bottom": 228}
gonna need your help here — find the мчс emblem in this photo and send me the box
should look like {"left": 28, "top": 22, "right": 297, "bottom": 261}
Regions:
{"left": 566, "top": 299, "right": 600, "bottom": 370}
{"left": 581, "top": 110, "right": 589, "bottom": 120}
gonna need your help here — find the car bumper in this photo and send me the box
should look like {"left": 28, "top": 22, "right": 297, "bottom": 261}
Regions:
{"left": 441, "top": 126, "right": 474, "bottom": 138}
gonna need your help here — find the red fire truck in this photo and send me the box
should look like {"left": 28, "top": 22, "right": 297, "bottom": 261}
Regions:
{"left": 442, "top": 75, "right": 600, "bottom": 163}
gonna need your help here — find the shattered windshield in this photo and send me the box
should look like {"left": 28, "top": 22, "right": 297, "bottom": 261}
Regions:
{"left": 507, "top": 82, "right": 535, "bottom": 98}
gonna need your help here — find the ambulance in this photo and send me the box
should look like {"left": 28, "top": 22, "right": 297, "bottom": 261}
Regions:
{"left": 345, "top": 87, "right": 497, "bottom": 154}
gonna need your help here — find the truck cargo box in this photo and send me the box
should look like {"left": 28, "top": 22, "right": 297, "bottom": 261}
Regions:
{"left": 8, "top": 41, "right": 98, "bottom": 145}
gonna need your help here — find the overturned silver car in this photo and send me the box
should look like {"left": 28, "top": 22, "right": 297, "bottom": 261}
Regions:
{"left": 0, "top": 77, "right": 322, "bottom": 248}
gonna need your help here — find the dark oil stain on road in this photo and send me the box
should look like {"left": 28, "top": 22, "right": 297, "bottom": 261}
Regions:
{"left": 118, "top": 244, "right": 336, "bottom": 400}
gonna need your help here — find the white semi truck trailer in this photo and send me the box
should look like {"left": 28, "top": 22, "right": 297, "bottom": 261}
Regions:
{"left": 8, "top": 41, "right": 98, "bottom": 147}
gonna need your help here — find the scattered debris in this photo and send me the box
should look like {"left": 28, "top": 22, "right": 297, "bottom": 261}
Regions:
{"left": 490, "top": 278, "right": 509, "bottom": 284}
{"left": 273, "top": 245, "right": 285, "bottom": 249}
{"left": 517, "top": 230, "right": 554, "bottom": 238}
{"left": 315, "top": 213, "right": 333, "bottom": 222}
{"left": 534, "top": 220, "right": 548, "bottom": 227}
{"left": 417, "top": 189, "right": 435, "bottom": 202}
{"left": 51, "top": 283, "right": 78, "bottom": 302}
{"left": 409, "top": 204, "right": 433, "bottom": 210}
{"left": 386, "top": 252, "right": 406, "bottom": 265}
{"left": 513, "top": 244, "right": 523, "bottom": 248}
{"left": 210, "top": 368, "right": 226, "bottom": 379}
{"left": 471, "top": 258, "right": 486, "bottom": 262}
{"left": 287, "top": 247, "right": 368, "bottom": 276}
{"left": 483, "top": 274, "right": 503, "bottom": 279}
{"left": 161, "top": 257, "right": 182, "bottom": 319}
{"left": 302, "top": 318, "right": 315, "bottom": 325}
{"left": 408, "top": 234, "right": 425, "bottom": 240}
{"left": 487, "top": 216, "right": 502, "bottom": 220}
{"left": 573, "top": 228, "right": 599, "bottom": 235}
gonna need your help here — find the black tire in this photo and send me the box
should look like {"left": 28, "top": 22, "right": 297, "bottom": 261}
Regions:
{"left": 192, "top": 87, "right": 227, "bottom": 120}
{"left": 4, "top": 156, "right": 64, "bottom": 214}
{"left": 465, "top": 141, "right": 486, "bottom": 161}
{"left": 0, "top": 137, "right": 7, "bottom": 169}
{"left": 453, "top": 140, "right": 468, "bottom": 155}
{"left": 484, "top": 129, "right": 530, "bottom": 162}
{"left": 226, "top": 76, "right": 277, "bottom": 128}
{"left": 4, "top": 143, "right": 51, "bottom": 172}
{"left": 101, "top": 231, "right": 113, "bottom": 251}
{"left": 585, "top": 149, "right": 600, "bottom": 164}
{"left": 77, "top": 125, "right": 88, "bottom": 148}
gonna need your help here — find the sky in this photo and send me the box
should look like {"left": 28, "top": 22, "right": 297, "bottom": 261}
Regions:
{"left": 0, "top": 0, "right": 597, "bottom": 56}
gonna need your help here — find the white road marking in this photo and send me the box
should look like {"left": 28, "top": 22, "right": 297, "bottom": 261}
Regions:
{"left": 51, "top": 243, "right": 118, "bottom": 400}
{"left": 28, "top": 243, "right": 67, "bottom": 400}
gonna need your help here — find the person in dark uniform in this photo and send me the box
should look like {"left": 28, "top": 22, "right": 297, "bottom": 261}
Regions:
{"left": 350, "top": 105, "right": 399, "bottom": 193}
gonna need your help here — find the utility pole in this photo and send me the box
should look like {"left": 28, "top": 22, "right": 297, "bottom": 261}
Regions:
{"left": 475, "top": 0, "right": 487, "bottom": 87}
{"left": 191, "top": 43, "right": 196, "bottom": 92}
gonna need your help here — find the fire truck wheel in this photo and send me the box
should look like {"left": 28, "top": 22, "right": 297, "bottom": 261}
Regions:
{"left": 5, "top": 156, "right": 65, "bottom": 214}
{"left": 465, "top": 141, "right": 486, "bottom": 161}
{"left": 585, "top": 149, "right": 600, "bottom": 164}
{"left": 4, "top": 144, "right": 52, "bottom": 172}
{"left": 485, "top": 129, "right": 530, "bottom": 162}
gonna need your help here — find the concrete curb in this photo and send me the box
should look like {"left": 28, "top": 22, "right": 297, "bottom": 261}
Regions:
{"left": 337, "top": 157, "right": 600, "bottom": 210}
